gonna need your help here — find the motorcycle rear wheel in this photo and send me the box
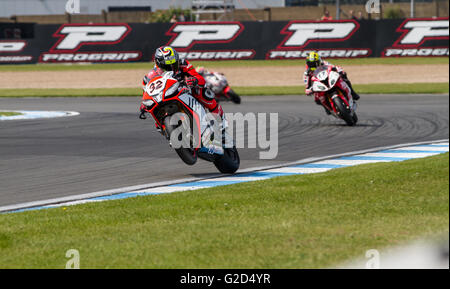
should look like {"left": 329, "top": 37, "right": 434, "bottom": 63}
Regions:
{"left": 214, "top": 146, "right": 240, "bottom": 174}
{"left": 164, "top": 116, "right": 198, "bottom": 165}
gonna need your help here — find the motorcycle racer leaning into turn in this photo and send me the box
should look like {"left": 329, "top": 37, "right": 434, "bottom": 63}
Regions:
{"left": 303, "top": 51, "right": 360, "bottom": 114}
{"left": 139, "top": 46, "right": 224, "bottom": 125}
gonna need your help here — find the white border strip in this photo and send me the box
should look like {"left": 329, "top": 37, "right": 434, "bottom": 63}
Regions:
{"left": 1, "top": 139, "right": 448, "bottom": 213}
{"left": 0, "top": 110, "right": 80, "bottom": 121}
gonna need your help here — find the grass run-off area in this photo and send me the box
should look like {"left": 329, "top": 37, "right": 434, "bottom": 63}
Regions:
{"left": 0, "top": 57, "right": 448, "bottom": 72}
{"left": 0, "top": 111, "right": 22, "bottom": 117}
{"left": 0, "top": 82, "right": 448, "bottom": 98}
{"left": 0, "top": 153, "right": 448, "bottom": 269}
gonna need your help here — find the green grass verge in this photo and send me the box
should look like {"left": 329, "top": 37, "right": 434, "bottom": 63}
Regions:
{"left": 0, "top": 57, "right": 447, "bottom": 71}
{"left": 0, "top": 82, "right": 447, "bottom": 98}
{"left": 0, "top": 112, "right": 22, "bottom": 117}
{"left": 235, "top": 83, "right": 449, "bottom": 96}
{"left": 0, "top": 88, "right": 143, "bottom": 98}
{"left": 0, "top": 153, "right": 448, "bottom": 269}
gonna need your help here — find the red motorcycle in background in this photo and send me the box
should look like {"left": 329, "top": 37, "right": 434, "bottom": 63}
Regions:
{"left": 311, "top": 65, "right": 358, "bottom": 126}
{"left": 200, "top": 70, "right": 241, "bottom": 104}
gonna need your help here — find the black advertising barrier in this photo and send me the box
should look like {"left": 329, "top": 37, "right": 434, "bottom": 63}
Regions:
{"left": 0, "top": 18, "right": 448, "bottom": 64}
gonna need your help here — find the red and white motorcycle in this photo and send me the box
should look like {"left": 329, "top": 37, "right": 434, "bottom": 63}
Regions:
{"left": 311, "top": 65, "right": 358, "bottom": 126}
{"left": 203, "top": 71, "right": 241, "bottom": 104}
{"left": 140, "top": 71, "right": 240, "bottom": 174}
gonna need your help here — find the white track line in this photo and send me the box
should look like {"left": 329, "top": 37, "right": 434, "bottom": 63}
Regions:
{"left": 0, "top": 111, "right": 80, "bottom": 121}
{"left": 1, "top": 139, "right": 448, "bottom": 213}
{"left": 264, "top": 167, "right": 333, "bottom": 174}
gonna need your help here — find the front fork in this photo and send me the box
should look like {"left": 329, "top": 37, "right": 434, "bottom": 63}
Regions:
{"left": 332, "top": 79, "right": 356, "bottom": 112}
{"left": 316, "top": 92, "right": 333, "bottom": 113}
{"left": 317, "top": 91, "right": 355, "bottom": 116}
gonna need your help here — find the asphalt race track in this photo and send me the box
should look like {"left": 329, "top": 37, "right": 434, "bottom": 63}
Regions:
{"left": 0, "top": 94, "right": 448, "bottom": 207}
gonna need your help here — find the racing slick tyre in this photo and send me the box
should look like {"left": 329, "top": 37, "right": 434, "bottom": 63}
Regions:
{"left": 214, "top": 146, "right": 240, "bottom": 174}
{"left": 333, "top": 96, "right": 356, "bottom": 126}
{"left": 227, "top": 89, "right": 241, "bottom": 104}
{"left": 352, "top": 112, "right": 358, "bottom": 125}
{"left": 164, "top": 116, "right": 198, "bottom": 165}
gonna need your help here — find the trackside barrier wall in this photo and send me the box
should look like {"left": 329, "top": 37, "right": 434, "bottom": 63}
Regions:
{"left": 0, "top": 18, "right": 448, "bottom": 64}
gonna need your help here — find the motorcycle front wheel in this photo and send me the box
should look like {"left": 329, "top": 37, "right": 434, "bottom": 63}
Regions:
{"left": 164, "top": 116, "right": 198, "bottom": 165}
{"left": 332, "top": 96, "right": 356, "bottom": 126}
{"left": 226, "top": 89, "right": 241, "bottom": 104}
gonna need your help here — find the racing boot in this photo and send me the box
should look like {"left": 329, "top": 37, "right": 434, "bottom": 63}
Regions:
{"left": 351, "top": 89, "right": 360, "bottom": 101}
{"left": 207, "top": 101, "right": 226, "bottom": 133}
{"left": 195, "top": 87, "right": 224, "bottom": 117}
{"left": 196, "top": 89, "right": 227, "bottom": 155}
{"left": 343, "top": 77, "right": 360, "bottom": 101}
{"left": 209, "top": 102, "right": 224, "bottom": 119}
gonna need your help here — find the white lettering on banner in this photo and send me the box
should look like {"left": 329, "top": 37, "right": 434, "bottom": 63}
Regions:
{"left": 178, "top": 50, "right": 254, "bottom": 60}
{"left": 0, "top": 41, "right": 26, "bottom": 52}
{"left": 167, "top": 24, "right": 242, "bottom": 48}
{"left": 397, "top": 20, "right": 449, "bottom": 46}
{"left": 0, "top": 56, "right": 33, "bottom": 62}
{"left": 281, "top": 22, "right": 358, "bottom": 47}
{"left": 53, "top": 25, "right": 130, "bottom": 51}
{"left": 383, "top": 19, "right": 449, "bottom": 57}
{"left": 40, "top": 52, "right": 141, "bottom": 63}
{"left": 384, "top": 48, "right": 449, "bottom": 57}
{"left": 268, "top": 49, "right": 370, "bottom": 59}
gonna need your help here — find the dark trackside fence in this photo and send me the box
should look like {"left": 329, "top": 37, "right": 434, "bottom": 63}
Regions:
{"left": 0, "top": 18, "right": 448, "bottom": 64}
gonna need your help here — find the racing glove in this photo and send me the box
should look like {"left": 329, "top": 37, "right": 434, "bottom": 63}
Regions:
{"left": 139, "top": 104, "right": 147, "bottom": 120}
{"left": 186, "top": 77, "right": 198, "bottom": 88}
{"left": 143, "top": 75, "right": 150, "bottom": 86}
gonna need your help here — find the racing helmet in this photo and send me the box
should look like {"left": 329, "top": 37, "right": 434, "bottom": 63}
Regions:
{"left": 306, "top": 51, "right": 322, "bottom": 71}
{"left": 196, "top": 66, "right": 205, "bottom": 75}
{"left": 154, "top": 46, "right": 180, "bottom": 72}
